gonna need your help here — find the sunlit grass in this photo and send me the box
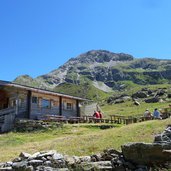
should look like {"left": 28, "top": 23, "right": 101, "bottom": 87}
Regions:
{"left": 0, "top": 118, "right": 171, "bottom": 162}
{"left": 101, "top": 100, "right": 171, "bottom": 117}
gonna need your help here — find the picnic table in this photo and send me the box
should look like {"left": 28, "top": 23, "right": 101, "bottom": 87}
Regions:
{"left": 81, "top": 115, "right": 109, "bottom": 123}
{"left": 41, "top": 115, "right": 68, "bottom": 123}
{"left": 68, "top": 116, "right": 84, "bottom": 123}
{"left": 110, "top": 114, "right": 127, "bottom": 124}
{"left": 110, "top": 114, "right": 139, "bottom": 124}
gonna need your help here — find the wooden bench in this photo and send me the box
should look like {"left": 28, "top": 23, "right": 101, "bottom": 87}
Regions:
{"left": 41, "top": 115, "right": 68, "bottom": 123}
{"left": 68, "top": 117, "right": 84, "bottom": 124}
{"left": 110, "top": 114, "right": 126, "bottom": 124}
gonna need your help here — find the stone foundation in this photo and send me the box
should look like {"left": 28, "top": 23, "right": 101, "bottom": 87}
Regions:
{"left": 14, "top": 119, "right": 62, "bottom": 132}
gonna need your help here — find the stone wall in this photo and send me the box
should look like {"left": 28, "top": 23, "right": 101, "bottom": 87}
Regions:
{"left": 14, "top": 119, "right": 62, "bottom": 132}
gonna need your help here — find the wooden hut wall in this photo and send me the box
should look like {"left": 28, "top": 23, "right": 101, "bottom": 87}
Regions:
{"left": 1, "top": 85, "right": 82, "bottom": 119}
{"left": 3, "top": 87, "right": 28, "bottom": 118}
{"left": 30, "top": 92, "right": 60, "bottom": 119}
{"left": 61, "top": 97, "right": 77, "bottom": 117}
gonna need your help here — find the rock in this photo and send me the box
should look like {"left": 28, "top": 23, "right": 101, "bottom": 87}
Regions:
{"left": 121, "top": 142, "right": 171, "bottom": 165}
{"left": 41, "top": 157, "right": 47, "bottom": 162}
{"left": 154, "top": 126, "right": 171, "bottom": 143}
{"left": 132, "top": 91, "right": 147, "bottom": 98}
{"left": 156, "top": 89, "right": 166, "bottom": 96}
{"left": 12, "top": 157, "right": 22, "bottom": 163}
{"left": 64, "top": 156, "right": 75, "bottom": 165}
{"left": 147, "top": 89, "right": 153, "bottom": 95}
{"left": 90, "top": 154, "right": 101, "bottom": 162}
{"left": 52, "top": 153, "right": 63, "bottom": 160}
{"left": 107, "top": 94, "right": 131, "bottom": 104}
{"left": 79, "top": 156, "right": 91, "bottom": 162}
{"left": 93, "top": 161, "right": 113, "bottom": 170}
{"left": 0, "top": 163, "right": 5, "bottom": 168}
{"left": 112, "top": 165, "right": 126, "bottom": 171}
{"left": 104, "top": 148, "right": 122, "bottom": 156}
{"left": 123, "top": 161, "right": 136, "bottom": 170}
{"left": 28, "top": 152, "right": 40, "bottom": 160}
{"left": 14, "top": 120, "right": 62, "bottom": 132}
{"left": 12, "top": 161, "right": 28, "bottom": 171}
{"left": 37, "top": 150, "right": 56, "bottom": 159}
{"left": 44, "top": 160, "right": 52, "bottom": 167}
{"left": 5, "top": 162, "right": 13, "bottom": 167}
{"left": 145, "top": 97, "right": 159, "bottom": 103}
{"left": 154, "top": 134, "right": 163, "bottom": 143}
{"left": 0, "top": 167, "right": 13, "bottom": 171}
{"left": 72, "top": 156, "right": 81, "bottom": 164}
{"left": 19, "top": 152, "right": 31, "bottom": 159}
{"left": 101, "top": 153, "right": 113, "bottom": 161}
{"left": 24, "top": 166, "right": 34, "bottom": 171}
{"left": 79, "top": 161, "right": 113, "bottom": 171}
{"left": 35, "top": 166, "right": 55, "bottom": 171}
{"left": 134, "top": 165, "right": 149, "bottom": 171}
{"left": 168, "top": 94, "right": 171, "bottom": 98}
{"left": 28, "top": 160, "right": 43, "bottom": 167}
{"left": 133, "top": 100, "right": 140, "bottom": 106}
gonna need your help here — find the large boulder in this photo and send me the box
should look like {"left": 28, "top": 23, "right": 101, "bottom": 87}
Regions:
{"left": 107, "top": 94, "right": 131, "bottom": 104}
{"left": 132, "top": 91, "right": 147, "bottom": 98}
{"left": 156, "top": 89, "right": 166, "bottom": 96}
{"left": 121, "top": 142, "right": 171, "bottom": 165}
{"left": 145, "top": 97, "right": 159, "bottom": 103}
{"left": 154, "top": 126, "right": 171, "bottom": 143}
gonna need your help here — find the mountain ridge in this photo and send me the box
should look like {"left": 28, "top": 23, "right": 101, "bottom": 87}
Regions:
{"left": 14, "top": 50, "right": 171, "bottom": 99}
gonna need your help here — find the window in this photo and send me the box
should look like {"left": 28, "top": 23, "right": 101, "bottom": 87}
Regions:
{"left": 41, "top": 99, "right": 50, "bottom": 108}
{"left": 32, "top": 96, "right": 38, "bottom": 104}
{"left": 66, "top": 103, "right": 72, "bottom": 110}
{"left": 53, "top": 100, "right": 59, "bottom": 107}
{"left": 11, "top": 100, "right": 16, "bottom": 107}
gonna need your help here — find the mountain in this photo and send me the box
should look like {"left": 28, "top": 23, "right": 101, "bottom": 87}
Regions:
{"left": 14, "top": 50, "right": 171, "bottom": 100}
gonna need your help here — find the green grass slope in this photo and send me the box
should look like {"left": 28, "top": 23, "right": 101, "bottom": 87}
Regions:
{"left": 0, "top": 119, "right": 171, "bottom": 162}
{"left": 53, "top": 82, "right": 109, "bottom": 101}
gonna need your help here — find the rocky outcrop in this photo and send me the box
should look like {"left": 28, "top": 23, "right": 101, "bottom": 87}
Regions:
{"left": 122, "top": 142, "right": 171, "bottom": 165}
{"left": 107, "top": 94, "right": 131, "bottom": 104}
{"left": 122, "top": 125, "right": 171, "bottom": 166}
{"left": 145, "top": 97, "right": 160, "bottom": 103}
{"left": 132, "top": 91, "right": 147, "bottom": 98}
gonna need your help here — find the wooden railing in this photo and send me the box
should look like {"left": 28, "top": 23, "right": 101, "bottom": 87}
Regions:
{"left": 0, "top": 107, "right": 15, "bottom": 117}
{"left": 0, "top": 107, "right": 16, "bottom": 133}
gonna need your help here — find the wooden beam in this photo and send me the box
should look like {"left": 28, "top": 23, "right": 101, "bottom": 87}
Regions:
{"left": 27, "top": 90, "right": 31, "bottom": 119}
{"left": 59, "top": 96, "right": 62, "bottom": 116}
{"left": 76, "top": 100, "right": 80, "bottom": 117}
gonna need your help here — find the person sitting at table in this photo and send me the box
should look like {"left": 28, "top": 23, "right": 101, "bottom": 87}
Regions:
{"left": 144, "top": 109, "right": 152, "bottom": 119}
{"left": 93, "top": 110, "right": 100, "bottom": 118}
{"left": 98, "top": 111, "right": 103, "bottom": 119}
{"left": 153, "top": 108, "right": 162, "bottom": 119}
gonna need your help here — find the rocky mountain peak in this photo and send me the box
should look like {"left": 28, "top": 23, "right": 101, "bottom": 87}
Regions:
{"left": 13, "top": 50, "right": 171, "bottom": 95}
{"left": 68, "top": 50, "right": 134, "bottom": 64}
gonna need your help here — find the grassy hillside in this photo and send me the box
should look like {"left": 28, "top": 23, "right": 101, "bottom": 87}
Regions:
{"left": 53, "top": 82, "right": 109, "bottom": 101}
{"left": 100, "top": 83, "right": 171, "bottom": 117}
{"left": 0, "top": 118, "right": 171, "bottom": 162}
{"left": 101, "top": 101, "right": 171, "bottom": 117}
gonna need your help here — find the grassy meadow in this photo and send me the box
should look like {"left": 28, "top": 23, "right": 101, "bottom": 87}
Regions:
{"left": 101, "top": 100, "right": 171, "bottom": 117}
{"left": 0, "top": 118, "right": 171, "bottom": 162}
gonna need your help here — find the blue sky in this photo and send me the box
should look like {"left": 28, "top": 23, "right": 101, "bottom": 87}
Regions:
{"left": 0, "top": 0, "right": 171, "bottom": 81}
